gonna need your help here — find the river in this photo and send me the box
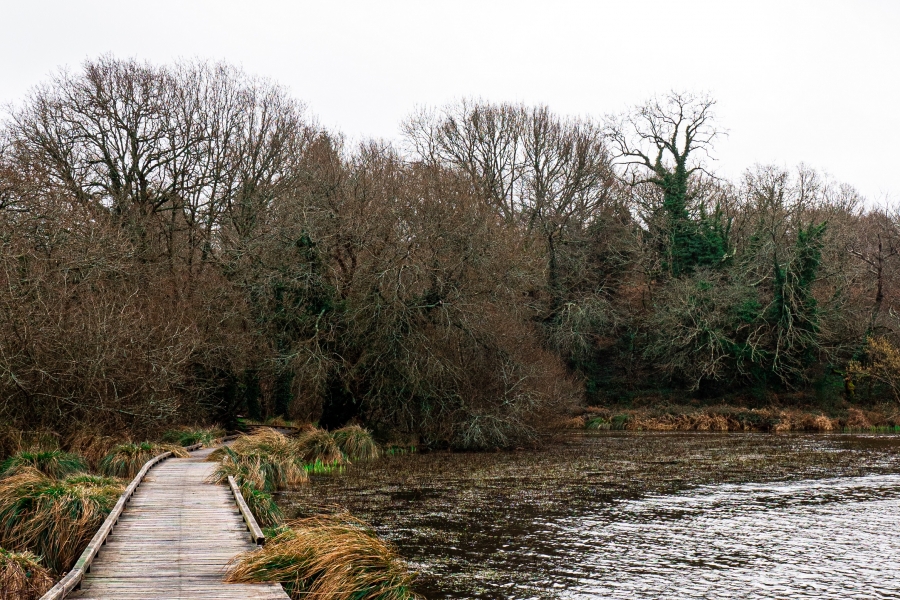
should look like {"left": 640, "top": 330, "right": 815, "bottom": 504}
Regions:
{"left": 280, "top": 432, "right": 900, "bottom": 599}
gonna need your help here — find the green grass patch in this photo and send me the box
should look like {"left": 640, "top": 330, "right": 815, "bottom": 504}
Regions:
{"left": 161, "top": 426, "right": 226, "bottom": 447}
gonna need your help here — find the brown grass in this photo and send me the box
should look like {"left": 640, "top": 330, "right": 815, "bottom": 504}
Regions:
{"left": 225, "top": 514, "right": 420, "bottom": 600}
{"left": 98, "top": 442, "right": 188, "bottom": 479}
{"left": 62, "top": 430, "right": 128, "bottom": 470}
{"left": 332, "top": 426, "right": 380, "bottom": 462}
{"left": 295, "top": 429, "right": 346, "bottom": 466}
{"left": 0, "top": 468, "right": 124, "bottom": 573}
{"left": 0, "top": 548, "right": 53, "bottom": 600}
{"left": 581, "top": 406, "right": 855, "bottom": 433}
{"left": 209, "top": 430, "right": 308, "bottom": 490}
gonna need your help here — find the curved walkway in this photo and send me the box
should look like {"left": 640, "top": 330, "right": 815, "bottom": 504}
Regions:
{"left": 68, "top": 447, "right": 288, "bottom": 600}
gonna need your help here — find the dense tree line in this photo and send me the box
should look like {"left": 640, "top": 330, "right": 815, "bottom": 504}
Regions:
{"left": 1, "top": 58, "right": 897, "bottom": 448}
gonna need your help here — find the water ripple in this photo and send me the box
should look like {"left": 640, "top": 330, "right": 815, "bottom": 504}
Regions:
{"left": 542, "top": 475, "right": 900, "bottom": 599}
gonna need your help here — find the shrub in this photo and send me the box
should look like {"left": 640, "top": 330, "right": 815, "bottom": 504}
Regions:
{"left": 226, "top": 514, "right": 420, "bottom": 600}
{"left": 332, "top": 426, "right": 380, "bottom": 462}
{"left": 849, "top": 336, "right": 900, "bottom": 401}
{"left": 98, "top": 442, "right": 189, "bottom": 478}
{"left": 0, "top": 468, "right": 124, "bottom": 572}
{"left": 0, "top": 547, "right": 53, "bottom": 600}
{"left": 0, "top": 450, "right": 87, "bottom": 479}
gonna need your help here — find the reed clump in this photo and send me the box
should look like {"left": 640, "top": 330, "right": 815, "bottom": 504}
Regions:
{"left": 161, "top": 426, "right": 226, "bottom": 447}
{"left": 295, "top": 429, "right": 346, "bottom": 466}
{"left": 0, "top": 468, "right": 124, "bottom": 572}
{"left": 98, "top": 442, "right": 188, "bottom": 478}
{"left": 209, "top": 430, "right": 308, "bottom": 490}
{"left": 332, "top": 426, "right": 380, "bottom": 462}
{"left": 208, "top": 449, "right": 283, "bottom": 526}
{"left": 225, "top": 514, "right": 420, "bottom": 600}
{"left": 0, "top": 450, "right": 87, "bottom": 479}
{"left": 0, "top": 547, "right": 53, "bottom": 600}
{"left": 207, "top": 431, "right": 305, "bottom": 527}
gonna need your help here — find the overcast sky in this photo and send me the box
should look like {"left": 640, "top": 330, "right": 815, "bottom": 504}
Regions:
{"left": 2, "top": 0, "right": 898, "bottom": 203}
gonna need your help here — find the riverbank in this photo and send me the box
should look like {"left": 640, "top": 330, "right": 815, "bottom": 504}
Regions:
{"left": 563, "top": 399, "right": 900, "bottom": 433}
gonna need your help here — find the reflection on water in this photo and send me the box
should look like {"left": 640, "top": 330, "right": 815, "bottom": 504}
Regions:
{"left": 281, "top": 433, "right": 900, "bottom": 599}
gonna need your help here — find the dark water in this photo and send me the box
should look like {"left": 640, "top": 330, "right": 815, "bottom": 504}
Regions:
{"left": 281, "top": 433, "right": 900, "bottom": 599}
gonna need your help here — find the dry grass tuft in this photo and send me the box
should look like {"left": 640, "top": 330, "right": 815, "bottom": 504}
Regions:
{"left": 208, "top": 447, "right": 270, "bottom": 491}
{"left": 161, "top": 426, "right": 226, "bottom": 447}
{"left": 62, "top": 431, "right": 127, "bottom": 470}
{"left": 207, "top": 449, "right": 284, "bottom": 526}
{"left": 226, "top": 514, "right": 420, "bottom": 600}
{"left": 0, "top": 468, "right": 124, "bottom": 572}
{"left": 0, "top": 450, "right": 87, "bottom": 480}
{"left": 219, "top": 431, "right": 309, "bottom": 489}
{"left": 0, "top": 547, "right": 53, "bottom": 600}
{"left": 295, "top": 429, "right": 346, "bottom": 466}
{"left": 332, "top": 426, "right": 380, "bottom": 462}
{"left": 98, "top": 442, "right": 189, "bottom": 478}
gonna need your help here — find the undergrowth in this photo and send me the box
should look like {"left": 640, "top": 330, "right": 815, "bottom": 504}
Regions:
{"left": 161, "top": 426, "right": 226, "bottom": 447}
{"left": 0, "top": 547, "right": 53, "bottom": 600}
{"left": 0, "top": 468, "right": 124, "bottom": 572}
{"left": 98, "top": 442, "right": 189, "bottom": 478}
{"left": 0, "top": 451, "right": 87, "bottom": 480}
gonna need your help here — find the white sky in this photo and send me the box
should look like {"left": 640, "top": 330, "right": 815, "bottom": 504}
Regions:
{"left": 1, "top": 0, "right": 898, "bottom": 203}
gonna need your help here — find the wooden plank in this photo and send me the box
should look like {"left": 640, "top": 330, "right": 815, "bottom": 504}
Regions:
{"left": 45, "top": 443, "right": 289, "bottom": 600}
{"left": 228, "top": 475, "right": 266, "bottom": 545}
{"left": 39, "top": 452, "right": 173, "bottom": 600}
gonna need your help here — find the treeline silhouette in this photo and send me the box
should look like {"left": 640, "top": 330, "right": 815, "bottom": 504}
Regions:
{"left": 0, "top": 57, "right": 896, "bottom": 448}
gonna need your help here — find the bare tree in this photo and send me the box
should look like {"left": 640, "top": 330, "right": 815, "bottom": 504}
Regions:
{"left": 606, "top": 92, "right": 727, "bottom": 277}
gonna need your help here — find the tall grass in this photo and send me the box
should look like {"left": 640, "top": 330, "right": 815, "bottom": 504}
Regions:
{"left": 209, "top": 447, "right": 270, "bottom": 491}
{"left": 237, "top": 480, "right": 283, "bottom": 528}
{"left": 0, "top": 451, "right": 87, "bottom": 479}
{"left": 0, "top": 468, "right": 124, "bottom": 572}
{"left": 209, "top": 431, "right": 308, "bottom": 490}
{"left": 98, "top": 442, "right": 189, "bottom": 478}
{"left": 209, "top": 447, "right": 286, "bottom": 527}
{"left": 295, "top": 429, "right": 346, "bottom": 466}
{"left": 62, "top": 431, "right": 126, "bottom": 470}
{"left": 0, "top": 547, "right": 53, "bottom": 600}
{"left": 332, "top": 426, "right": 380, "bottom": 462}
{"left": 161, "top": 426, "right": 226, "bottom": 447}
{"left": 226, "top": 514, "right": 420, "bottom": 600}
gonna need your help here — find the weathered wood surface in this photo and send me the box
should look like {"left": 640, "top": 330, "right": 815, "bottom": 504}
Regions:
{"left": 67, "top": 447, "right": 288, "bottom": 600}
{"left": 228, "top": 475, "right": 265, "bottom": 545}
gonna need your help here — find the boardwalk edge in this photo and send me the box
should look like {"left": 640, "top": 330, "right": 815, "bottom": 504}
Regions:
{"left": 38, "top": 451, "right": 173, "bottom": 600}
{"left": 228, "top": 475, "right": 266, "bottom": 546}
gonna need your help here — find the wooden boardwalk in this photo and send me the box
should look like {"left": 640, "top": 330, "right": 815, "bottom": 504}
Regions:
{"left": 68, "top": 448, "right": 288, "bottom": 600}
